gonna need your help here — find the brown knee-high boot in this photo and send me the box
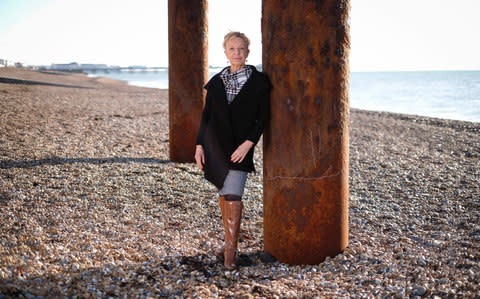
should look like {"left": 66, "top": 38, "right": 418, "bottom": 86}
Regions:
{"left": 223, "top": 200, "right": 243, "bottom": 270}
{"left": 215, "top": 196, "right": 226, "bottom": 257}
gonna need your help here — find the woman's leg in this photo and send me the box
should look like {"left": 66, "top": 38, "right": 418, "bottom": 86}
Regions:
{"left": 217, "top": 170, "right": 247, "bottom": 269}
{"left": 214, "top": 195, "right": 242, "bottom": 257}
{"left": 222, "top": 195, "right": 243, "bottom": 269}
{"left": 218, "top": 170, "right": 247, "bottom": 198}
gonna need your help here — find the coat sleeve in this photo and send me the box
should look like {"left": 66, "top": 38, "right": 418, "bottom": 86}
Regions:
{"left": 195, "top": 86, "right": 211, "bottom": 146}
{"left": 246, "top": 75, "right": 272, "bottom": 144}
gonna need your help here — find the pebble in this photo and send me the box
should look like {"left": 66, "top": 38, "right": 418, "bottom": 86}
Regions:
{"left": 412, "top": 286, "right": 427, "bottom": 296}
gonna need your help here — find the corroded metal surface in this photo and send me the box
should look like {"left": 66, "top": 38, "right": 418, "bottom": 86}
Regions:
{"left": 168, "top": 0, "right": 208, "bottom": 162}
{"left": 262, "top": 0, "right": 350, "bottom": 264}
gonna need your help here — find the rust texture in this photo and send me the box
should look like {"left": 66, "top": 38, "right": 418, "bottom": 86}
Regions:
{"left": 262, "top": 0, "right": 351, "bottom": 264}
{"left": 168, "top": 0, "right": 208, "bottom": 162}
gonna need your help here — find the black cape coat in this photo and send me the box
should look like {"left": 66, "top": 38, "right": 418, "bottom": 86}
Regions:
{"left": 195, "top": 66, "right": 272, "bottom": 189}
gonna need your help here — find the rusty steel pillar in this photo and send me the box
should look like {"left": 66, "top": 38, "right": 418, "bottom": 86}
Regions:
{"left": 168, "top": 0, "right": 208, "bottom": 162}
{"left": 262, "top": 0, "right": 350, "bottom": 264}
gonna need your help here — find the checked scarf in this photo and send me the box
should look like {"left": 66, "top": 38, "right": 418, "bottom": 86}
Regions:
{"left": 220, "top": 65, "right": 253, "bottom": 104}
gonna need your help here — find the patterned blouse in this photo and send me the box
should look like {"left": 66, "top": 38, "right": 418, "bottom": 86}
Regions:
{"left": 220, "top": 65, "right": 253, "bottom": 104}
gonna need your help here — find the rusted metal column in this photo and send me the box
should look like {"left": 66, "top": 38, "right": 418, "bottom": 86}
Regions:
{"left": 168, "top": 0, "right": 208, "bottom": 162}
{"left": 262, "top": 0, "right": 350, "bottom": 264}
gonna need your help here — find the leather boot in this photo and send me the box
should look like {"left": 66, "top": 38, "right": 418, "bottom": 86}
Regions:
{"left": 223, "top": 200, "right": 243, "bottom": 270}
{"left": 215, "top": 196, "right": 226, "bottom": 257}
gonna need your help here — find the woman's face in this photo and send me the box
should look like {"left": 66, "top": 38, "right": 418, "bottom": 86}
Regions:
{"left": 224, "top": 37, "right": 249, "bottom": 69}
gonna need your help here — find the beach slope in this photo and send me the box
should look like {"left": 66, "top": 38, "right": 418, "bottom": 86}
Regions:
{"left": 1, "top": 68, "right": 479, "bottom": 297}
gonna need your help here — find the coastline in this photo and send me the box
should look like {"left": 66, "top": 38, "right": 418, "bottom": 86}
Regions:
{"left": 1, "top": 68, "right": 479, "bottom": 297}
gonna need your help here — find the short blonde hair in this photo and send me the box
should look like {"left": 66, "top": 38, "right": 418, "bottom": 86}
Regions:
{"left": 223, "top": 31, "right": 250, "bottom": 50}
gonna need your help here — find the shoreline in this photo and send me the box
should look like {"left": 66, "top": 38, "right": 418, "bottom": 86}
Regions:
{"left": 12, "top": 66, "right": 478, "bottom": 124}
{"left": 1, "top": 68, "right": 479, "bottom": 297}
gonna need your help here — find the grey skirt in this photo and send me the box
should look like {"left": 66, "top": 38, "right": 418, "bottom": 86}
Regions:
{"left": 218, "top": 170, "right": 248, "bottom": 197}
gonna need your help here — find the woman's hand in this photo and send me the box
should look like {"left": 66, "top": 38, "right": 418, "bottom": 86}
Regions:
{"left": 231, "top": 140, "right": 254, "bottom": 163}
{"left": 195, "top": 145, "right": 205, "bottom": 170}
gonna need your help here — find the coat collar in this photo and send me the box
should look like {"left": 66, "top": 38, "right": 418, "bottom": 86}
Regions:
{"left": 207, "top": 65, "right": 260, "bottom": 89}
{"left": 206, "top": 65, "right": 260, "bottom": 105}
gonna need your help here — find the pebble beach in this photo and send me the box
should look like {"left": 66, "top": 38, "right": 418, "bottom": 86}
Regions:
{"left": 1, "top": 68, "right": 479, "bottom": 298}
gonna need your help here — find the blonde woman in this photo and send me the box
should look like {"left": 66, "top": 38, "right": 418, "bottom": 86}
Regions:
{"left": 195, "top": 31, "right": 272, "bottom": 269}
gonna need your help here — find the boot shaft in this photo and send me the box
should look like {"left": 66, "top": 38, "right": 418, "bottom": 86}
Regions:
{"left": 222, "top": 200, "right": 243, "bottom": 269}
{"left": 223, "top": 200, "right": 243, "bottom": 250}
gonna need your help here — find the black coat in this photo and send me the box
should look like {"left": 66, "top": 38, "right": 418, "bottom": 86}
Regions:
{"left": 195, "top": 66, "right": 272, "bottom": 189}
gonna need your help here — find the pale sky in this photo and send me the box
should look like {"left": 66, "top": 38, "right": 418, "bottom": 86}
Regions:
{"left": 1, "top": 0, "right": 480, "bottom": 71}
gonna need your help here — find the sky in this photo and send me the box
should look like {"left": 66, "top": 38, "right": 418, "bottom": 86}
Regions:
{"left": 1, "top": 0, "right": 480, "bottom": 71}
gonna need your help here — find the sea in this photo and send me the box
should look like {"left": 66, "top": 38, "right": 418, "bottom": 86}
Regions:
{"left": 86, "top": 69, "right": 480, "bottom": 123}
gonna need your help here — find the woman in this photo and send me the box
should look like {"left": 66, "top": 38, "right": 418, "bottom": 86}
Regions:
{"left": 195, "top": 31, "right": 272, "bottom": 270}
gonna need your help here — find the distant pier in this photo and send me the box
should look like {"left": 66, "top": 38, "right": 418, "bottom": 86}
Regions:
{"left": 45, "top": 62, "right": 168, "bottom": 73}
